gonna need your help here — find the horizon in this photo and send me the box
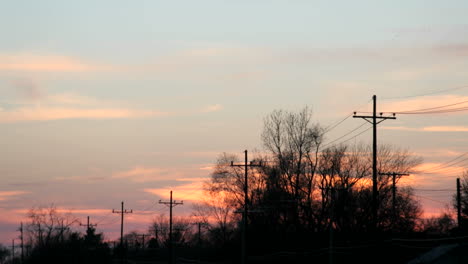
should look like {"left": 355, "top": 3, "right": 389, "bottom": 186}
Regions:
{"left": 2, "top": 0, "right": 468, "bottom": 247}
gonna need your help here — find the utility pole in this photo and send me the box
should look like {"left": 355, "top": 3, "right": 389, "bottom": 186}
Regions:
{"left": 329, "top": 188, "right": 335, "bottom": 264}
{"left": 54, "top": 220, "right": 68, "bottom": 243}
{"left": 80, "top": 216, "right": 98, "bottom": 233}
{"left": 191, "top": 222, "right": 208, "bottom": 247}
{"left": 113, "top": 201, "right": 132, "bottom": 264}
{"left": 378, "top": 172, "right": 409, "bottom": 225}
{"left": 11, "top": 239, "right": 15, "bottom": 260}
{"left": 353, "top": 95, "right": 396, "bottom": 230}
{"left": 318, "top": 186, "right": 345, "bottom": 264}
{"left": 457, "top": 178, "right": 462, "bottom": 229}
{"left": 18, "top": 222, "right": 24, "bottom": 263}
{"left": 159, "top": 191, "right": 183, "bottom": 264}
{"left": 231, "top": 150, "right": 262, "bottom": 264}
{"left": 135, "top": 234, "right": 148, "bottom": 249}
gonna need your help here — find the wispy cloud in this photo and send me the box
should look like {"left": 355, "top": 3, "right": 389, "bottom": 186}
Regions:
{"left": 112, "top": 167, "right": 178, "bottom": 183}
{"left": 0, "top": 84, "right": 169, "bottom": 122}
{"left": 381, "top": 126, "right": 468, "bottom": 132}
{"left": 380, "top": 95, "right": 468, "bottom": 113}
{"left": 201, "top": 104, "right": 223, "bottom": 113}
{"left": 0, "top": 191, "right": 28, "bottom": 201}
{"left": 0, "top": 106, "right": 166, "bottom": 122}
{"left": 112, "top": 165, "right": 210, "bottom": 183}
{"left": 144, "top": 180, "right": 205, "bottom": 202}
{"left": 0, "top": 53, "right": 111, "bottom": 72}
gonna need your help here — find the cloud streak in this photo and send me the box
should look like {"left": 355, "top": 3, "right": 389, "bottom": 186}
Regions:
{"left": 201, "top": 104, "right": 223, "bottom": 113}
{"left": 0, "top": 53, "right": 110, "bottom": 72}
{"left": 0, "top": 106, "right": 167, "bottom": 122}
{"left": 0, "top": 191, "right": 28, "bottom": 201}
{"left": 382, "top": 126, "right": 468, "bottom": 132}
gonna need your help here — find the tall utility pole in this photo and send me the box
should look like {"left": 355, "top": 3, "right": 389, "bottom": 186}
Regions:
{"left": 11, "top": 239, "right": 15, "bottom": 260}
{"left": 457, "top": 178, "right": 462, "bottom": 228}
{"left": 159, "top": 191, "right": 183, "bottom": 264}
{"left": 231, "top": 150, "right": 262, "bottom": 264}
{"left": 379, "top": 172, "right": 409, "bottom": 228}
{"left": 113, "top": 201, "right": 133, "bottom": 264}
{"left": 80, "top": 216, "right": 98, "bottom": 233}
{"left": 353, "top": 95, "right": 396, "bottom": 230}
{"left": 135, "top": 234, "right": 148, "bottom": 249}
{"left": 18, "top": 222, "right": 24, "bottom": 263}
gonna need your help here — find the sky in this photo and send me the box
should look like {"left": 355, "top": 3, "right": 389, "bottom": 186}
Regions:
{"left": 1, "top": 0, "right": 468, "bottom": 244}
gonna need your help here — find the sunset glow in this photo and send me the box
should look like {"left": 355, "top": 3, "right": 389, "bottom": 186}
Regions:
{"left": 1, "top": 2, "right": 468, "bottom": 257}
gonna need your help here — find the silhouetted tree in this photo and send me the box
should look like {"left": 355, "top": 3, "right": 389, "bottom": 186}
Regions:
{"left": 23, "top": 206, "right": 110, "bottom": 264}
{"left": 25, "top": 205, "right": 78, "bottom": 248}
{"left": 192, "top": 190, "right": 237, "bottom": 246}
{"left": 205, "top": 107, "right": 423, "bottom": 253}
{"left": 419, "top": 212, "right": 456, "bottom": 235}
{"left": 0, "top": 244, "right": 9, "bottom": 264}
{"left": 453, "top": 170, "right": 468, "bottom": 229}
{"left": 148, "top": 214, "right": 194, "bottom": 247}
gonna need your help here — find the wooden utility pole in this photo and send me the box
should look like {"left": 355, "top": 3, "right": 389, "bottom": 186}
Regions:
{"left": 231, "top": 150, "right": 262, "bottom": 264}
{"left": 159, "top": 191, "right": 183, "bottom": 264}
{"left": 80, "top": 216, "right": 97, "bottom": 233}
{"left": 11, "top": 239, "right": 15, "bottom": 260}
{"left": 354, "top": 95, "right": 396, "bottom": 230}
{"left": 18, "top": 222, "right": 24, "bottom": 263}
{"left": 112, "top": 201, "right": 132, "bottom": 264}
{"left": 378, "top": 172, "right": 409, "bottom": 225}
{"left": 457, "top": 178, "right": 462, "bottom": 228}
{"left": 135, "top": 234, "right": 148, "bottom": 249}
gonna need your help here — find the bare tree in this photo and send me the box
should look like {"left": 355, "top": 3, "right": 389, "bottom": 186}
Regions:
{"left": 192, "top": 190, "right": 237, "bottom": 245}
{"left": 148, "top": 214, "right": 193, "bottom": 247}
{"left": 26, "top": 205, "right": 78, "bottom": 247}
{"left": 0, "top": 244, "right": 9, "bottom": 264}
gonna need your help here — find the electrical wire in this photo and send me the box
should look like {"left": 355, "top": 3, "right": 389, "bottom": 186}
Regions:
{"left": 323, "top": 114, "right": 352, "bottom": 133}
{"left": 415, "top": 195, "right": 450, "bottom": 205}
{"left": 381, "top": 85, "right": 468, "bottom": 100}
{"left": 321, "top": 122, "right": 369, "bottom": 149}
{"left": 412, "top": 152, "right": 468, "bottom": 174}
{"left": 395, "top": 100, "right": 468, "bottom": 113}
{"left": 396, "top": 107, "right": 468, "bottom": 115}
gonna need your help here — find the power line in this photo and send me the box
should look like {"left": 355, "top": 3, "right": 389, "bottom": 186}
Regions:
{"left": 80, "top": 216, "right": 98, "bottom": 233}
{"left": 322, "top": 126, "right": 373, "bottom": 150}
{"left": 413, "top": 189, "right": 456, "bottom": 192}
{"left": 394, "top": 99, "right": 468, "bottom": 113}
{"left": 321, "top": 122, "right": 369, "bottom": 148}
{"left": 415, "top": 195, "right": 449, "bottom": 205}
{"left": 395, "top": 107, "right": 468, "bottom": 115}
{"left": 416, "top": 157, "right": 468, "bottom": 174}
{"left": 413, "top": 152, "right": 468, "bottom": 174}
{"left": 323, "top": 114, "right": 352, "bottom": 133}
{"left": 323, "top": 99, "right": 373, "bottom": 133}
{"left": 381, "top": 85, "right": 468, "bottom": 100}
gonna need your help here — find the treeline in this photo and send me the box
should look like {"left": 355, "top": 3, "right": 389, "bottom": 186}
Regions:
{"left": 2, "top": 108, "right": 465, "bottom": 264}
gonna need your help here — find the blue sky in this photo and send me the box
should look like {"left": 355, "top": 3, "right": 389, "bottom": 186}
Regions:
{"left": 1, "top": 0, "right": 468, "bottom": 244}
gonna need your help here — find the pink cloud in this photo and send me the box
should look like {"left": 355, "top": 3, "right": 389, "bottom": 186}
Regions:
{"left": 0, "top": 208, "right": 29, "bottom": 224}
{"left": 144, "top": 180, "right": 205, "bottom": 202}
{"left": 0, "top": 54, "right": 110, "bottom": 72}
{"left": 201, "top": 104, "right": 223, "bottom": 113}
{"left": 0, "top": 106, "right": 167, "bottom": 122}
{"left": 113, "top": 165, "right": 211, "bottom": 183}
{"left": 380, "top": 95, "right": 468, "bottom": 114}
{"left": 0, "top": 191, "right": 28, "bottom": 201}
{"left": 423, "top": 126, "right": 468, "bottom": 132}
{"left": 112, "top": 167, "right": 183, "bottom": 183}
{"left": 381, "top": 126, "right": 468, "bottom": 132}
